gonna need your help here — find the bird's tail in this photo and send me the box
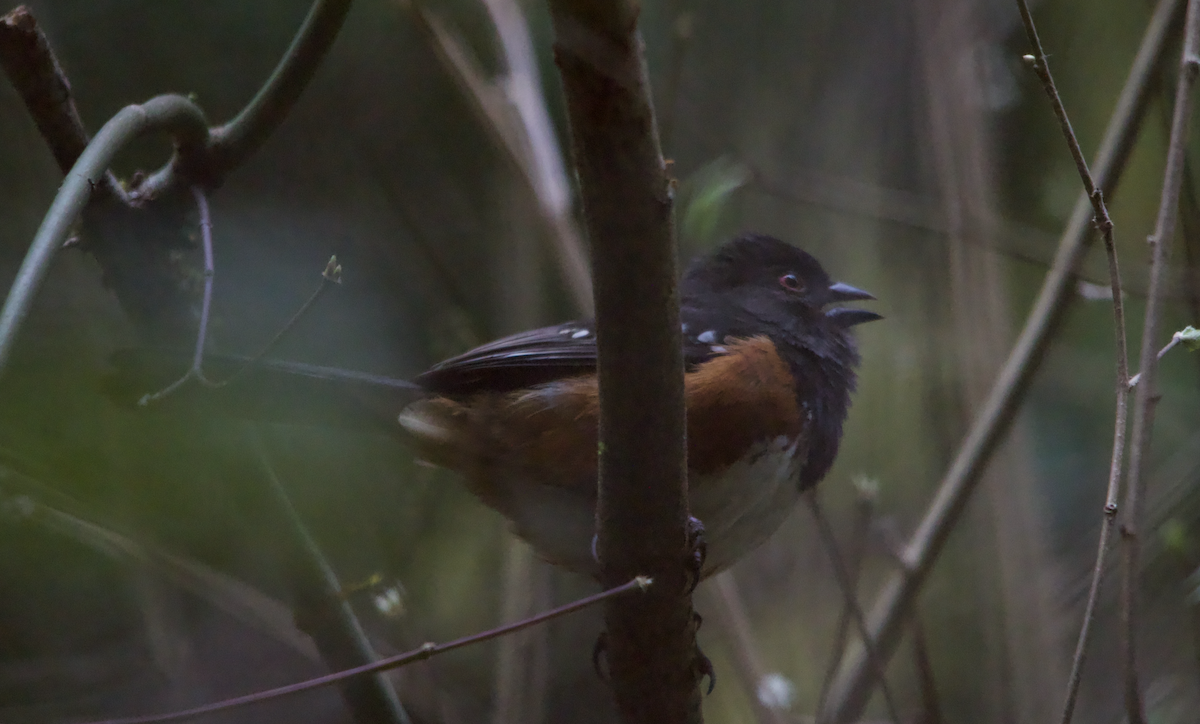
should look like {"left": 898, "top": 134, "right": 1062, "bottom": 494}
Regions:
{"left": 104, "top": 348, "right": 424, "bottom": 434}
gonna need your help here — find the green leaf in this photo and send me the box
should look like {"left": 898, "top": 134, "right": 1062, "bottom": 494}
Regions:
{"left": 1175, "top": 325, "right": 1200, "bottom": 351}
{"left": 679, "top": 157, "right": 751, "bottom": 245}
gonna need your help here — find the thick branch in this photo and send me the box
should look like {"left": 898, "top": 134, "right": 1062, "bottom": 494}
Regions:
{"left": 0, "top": 6, "right": 126, "bottom": 200}
{"left": 0, "top": 5, "right": 86, "bottom": 172}
{"left": 545, "top": 1, "right": 694, "bottom": 722}
{"left": 0, "top": 94, "right": 209, "bottom": 374}
{"left": 1120, "top": 1, "right": 1200, "bottom": 720}
{"left": 820, "top": 0, "right": 1182, "bottom": 719}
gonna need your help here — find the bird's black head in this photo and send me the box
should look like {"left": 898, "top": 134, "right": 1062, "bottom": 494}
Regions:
{"left": 683, "top": 233, "right": 880, "bottom": 488}
{"left": 683, "top": 233, "right": 881, "bottom": 346}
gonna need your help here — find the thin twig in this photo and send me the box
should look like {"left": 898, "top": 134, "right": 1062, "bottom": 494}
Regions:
{"left": 208, "top": 256, "right": 342, "bottom": 386}
{"left": 255, "top": 437, "right": 411, "bottom": 724}
{"left": 1012, "top": 3, "right": 1134, "bottom": 722}
{"left": 136, "top": 186, "right": 218, "bottom": 403}
{"left": 703, "top": 572, "right": 791, "bottom": 724}
{"left": 1120, "top": 1, "right": 1200, "bottom": 721}
{"left": 805, "top": 493, "right": 900, "bottom": 724}
{"left": 79, "top": 577, "right": 651, "bottom": 724}
{"left": 820, "top": 0, "right": 1181, "bottom": 717}
{"left": 815, "top": 480, "right": 876, "bottom": 717}
{"left": 1126, "top": 331, "right": 1187, "bottom": 387}
{"left": 0, "top": 95, "right": 209, "bottom": 376}
{"left": 138, "top": 256, "right": 342, "bottom": 405}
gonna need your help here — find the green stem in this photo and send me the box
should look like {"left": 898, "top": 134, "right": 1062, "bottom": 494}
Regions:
{"left": 208, "top": 0, "right": 354, "bottom": 172}
{"left": 0, "top": 94, "right": 208, "bottom": 374}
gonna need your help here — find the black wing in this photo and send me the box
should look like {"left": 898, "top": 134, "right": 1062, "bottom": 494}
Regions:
{"left": 417, "top": 312, "right": 729, "bottom": 397}
{"left": 416, "top": 322, "right": 600, "bottom": 395}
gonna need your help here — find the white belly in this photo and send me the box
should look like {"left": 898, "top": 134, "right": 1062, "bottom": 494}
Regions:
{"left": 497, "top": 436, "right": 803, "bottom": 578}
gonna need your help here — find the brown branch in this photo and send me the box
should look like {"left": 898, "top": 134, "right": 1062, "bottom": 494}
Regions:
{"left": 79, "top": 577, "right": 651, "bottom": 724}
{"left": 544, "top": 1, "right": 693, "bottom": 722}
{"left": 820, "top": 0, "right": 1182, "bottom": 718}
{"left": 1120, "top": 1, "right": 1200, "bottom": 721}
{"left": 0, "top": 6, "right": 126, "bottom": 200}
{"left": 1012, "top": 2, "right": 1136, "bottom": 722}
{"left": 0, "top": 5, "right": 85, "bottom": 172}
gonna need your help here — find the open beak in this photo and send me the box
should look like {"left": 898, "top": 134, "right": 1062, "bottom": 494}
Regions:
{"left": 825, "top": 282, "right": 882, "bottom": 327}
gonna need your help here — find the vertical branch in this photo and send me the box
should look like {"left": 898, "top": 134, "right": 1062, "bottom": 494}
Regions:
{"left": 544, "top": 1, "right": 693, "bottom": 722}
{"left": 1012, "top": 2, "right": 1136, "bottom": 722}
{"left": 820, "top": 0, "right": 1182, "bottom": 718}
{"left": 1120, "top": 2, "right": 1200, "bottom": 721}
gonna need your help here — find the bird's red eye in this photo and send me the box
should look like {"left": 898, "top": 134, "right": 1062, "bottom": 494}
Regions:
{"left": 780, "top": 273, "right": 804, "bottom": 292}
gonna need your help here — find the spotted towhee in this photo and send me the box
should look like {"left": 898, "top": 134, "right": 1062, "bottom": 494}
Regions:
{"left": 109, "top": 233, "right": 879, "bottom": 580}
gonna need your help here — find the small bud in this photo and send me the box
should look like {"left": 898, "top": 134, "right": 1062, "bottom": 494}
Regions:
{"left": 323, "top": 255, "right": 343, "bottom": 284}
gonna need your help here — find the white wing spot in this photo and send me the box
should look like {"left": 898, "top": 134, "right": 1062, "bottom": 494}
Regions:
{"left": 697, "top": 330, "right": 717, "bottom": 344}
{"left": 571, "top": 329, "right": 590, "bottom": 339}
{"left": 681, "top": 323, "right": 689, "bottom": 333}
{"left": 710, "top": 345, "right": 728, "bottom": 354}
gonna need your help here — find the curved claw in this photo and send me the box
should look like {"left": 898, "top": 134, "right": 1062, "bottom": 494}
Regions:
{"left": 694, "top": 646, "right": 716, "bottom": 695}
{"left": 592, "top": 631, "right": 610, "bottom": 684}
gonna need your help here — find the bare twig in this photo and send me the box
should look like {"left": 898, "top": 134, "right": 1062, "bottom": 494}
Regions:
{"left": 821, "top": 0, "right": 1182, "bottom": 718}
{"left": 136, "top": 186, "right": 218, "bottom": 402}
{"left": 1120, "top": 1, "right": 1200, "bottom": 720}
{"left": 481, "top": 0, "right": 592, "bottom": 313}
{"left": 1012, "top": 2, "right": 1135, "bottom": 722}
{"left": 255, "top": 439, "right": 411, "bottom": 724}
{"left": 209, "top": 256, "right": 342, "bottom": 385}
{"left": 815, "top": 480, "right": 876, "bottom": 716}
{"left": 806, "top": 493, "right": 900, "bottom": 724}
{"left": 703, "top": 572, "right": 791, "bottom": 724}
{"left": 78, "top": 577, "right": 651, "bottom": 724}
{"left": 0, "top": 95, "right": 209, "bottom": 375}
{"left": 1126, "top": 330, "right": 1189, "bottom": 387}
{"left": 138, "top": 256, "right": 342, "bottom": 405}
